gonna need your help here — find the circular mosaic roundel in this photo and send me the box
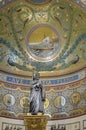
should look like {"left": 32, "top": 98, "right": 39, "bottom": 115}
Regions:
{"left": 70, "top": 92, "right": 81, "bottom": 105}
{"left": 26, "top": 24, "right": 61, "bottom": 61}
{"left": 20, "top": 97, "right": 30, "bottom": 108}
{"left": 54, "top": 96, "right": 66, "bottom": 108}
{"left": 4, "top": 94, "right": 15, "bottom": 106}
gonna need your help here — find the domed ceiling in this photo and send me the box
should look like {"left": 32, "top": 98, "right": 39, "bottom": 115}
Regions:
{"left": 0, "top": 0, "right": 86, "bottom": 77}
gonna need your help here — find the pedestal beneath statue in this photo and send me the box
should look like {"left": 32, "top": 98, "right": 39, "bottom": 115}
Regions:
{"left": 24, "top": 114, "right": 47, "bottom": 130}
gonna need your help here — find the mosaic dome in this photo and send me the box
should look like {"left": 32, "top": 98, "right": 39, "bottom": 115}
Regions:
{"left": 0, "top": 0, "right": 86, "bottom": 77}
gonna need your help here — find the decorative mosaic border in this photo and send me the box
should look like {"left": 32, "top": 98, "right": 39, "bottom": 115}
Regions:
{"left": 0, "top": 69, "right": 85, "bottom": 86}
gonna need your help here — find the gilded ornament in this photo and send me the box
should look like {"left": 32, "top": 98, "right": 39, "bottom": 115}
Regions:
{"left": 70, "top": 92, "right": 81, "bottom": 105}
{"left": 20, "top": 97, "right": 30, "bottom": 108}
{"left": 4, "top": 94, "right": 15, "bottom": 106}
{"left": 54, "top": 96, "right": 66, "bottom": 107}
{"left": 44, "top": 98, "right": 49, "bottom": 109}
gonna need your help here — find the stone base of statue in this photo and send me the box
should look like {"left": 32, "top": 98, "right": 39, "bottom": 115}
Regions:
{"left": 24, "top": 114, "right": 47, "bottom": 130}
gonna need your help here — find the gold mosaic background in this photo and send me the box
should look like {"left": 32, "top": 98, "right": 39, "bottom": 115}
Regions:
{"left": 0, "top": 0, "right": 86, "bottom": 77}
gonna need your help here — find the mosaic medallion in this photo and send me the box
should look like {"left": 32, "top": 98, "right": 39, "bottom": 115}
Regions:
{"left": 3, "top": 94, "right": 15, "bottom": 106}
{"left": 54, "top": 96, "right": 66, "bottom": 108}
{"left": 26, "top": 24, "right": 61, "bottom": 61}
{"left": 70, "top": 92, "right": 81, "bottom": 105}
{"left": 20, "top": 97, "right": 30, "bottom": 108}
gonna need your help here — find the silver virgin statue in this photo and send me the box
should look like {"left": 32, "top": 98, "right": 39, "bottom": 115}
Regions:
{"left": 29, "top": 72, "right": 46, "bottom": 115}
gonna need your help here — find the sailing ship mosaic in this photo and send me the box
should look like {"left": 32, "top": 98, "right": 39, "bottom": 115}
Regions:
{"left": 26, "top": 24, "right": 61, "bottom": 61}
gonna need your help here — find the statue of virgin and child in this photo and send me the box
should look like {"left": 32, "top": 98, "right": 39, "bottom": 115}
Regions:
{"left": 29, "top": 72, "right": 46, "bottom": 115}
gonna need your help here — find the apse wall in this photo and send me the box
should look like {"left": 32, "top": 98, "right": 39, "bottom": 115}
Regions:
{"left": 0, "top": 68, "right": 86, "bottom": 130}
{"left": 0, "top": 69, "right": 86, "bottom": 119}
{"left": 0, "top": 0, "right": 86, "bottom": 130}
